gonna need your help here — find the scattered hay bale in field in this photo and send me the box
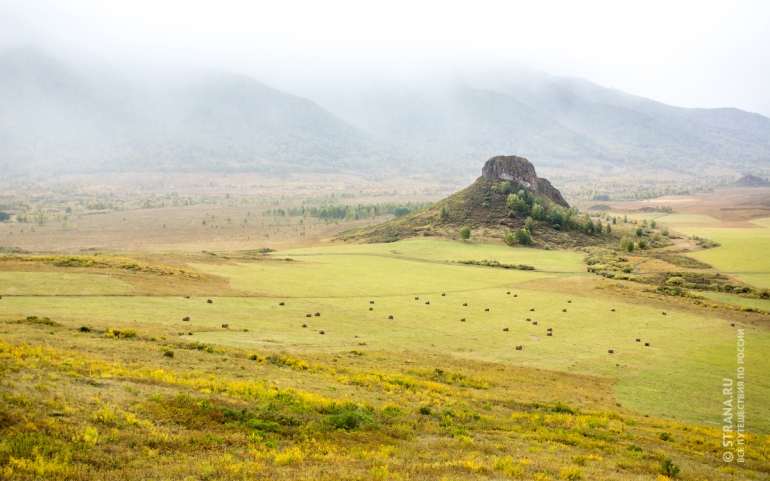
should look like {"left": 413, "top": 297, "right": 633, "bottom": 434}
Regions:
{"left": 415, "top": 297, "right": 419, "bottom": 300}
{"left": 645, "top": 342, "right": 650, "bottom": 346}
{"left": 547, "top": 332, "right": 552, "bottom": 336}
{"left": 221, "top": 324, "right": 229, "bottom": 328}
{"left": 370, "top": 300, "right": 374, "bottom": 304}
{"left": 526, "top": 318, "right": 531, "bottom": 322}
{"left": 279, "top": 302, "right": 285, "bottom": 306}
{"left": 183, "top": 317, "right": 190, "bottom": 322}
{"left": 662, "top": 312, "right": 666, "bottom": 315}
{"left": 503, "top": 327, "right": 509, "bottom": 331}
{"left": 184, "top": 296, "right": 190, "bottom": 299}
{"left": 485, "top": 308, "right": 489, "bottom": 312}
{"left": 530, "top": 308, "right": 535, "bottom": 312}
{"left": 315, "top": 312, "right": 320, "bottom": 317}
{"left": 636, "top": 338, "right": 641, "bottom": 342}
{"left": 463, "top": 303, "right": 467, "bottom": 306}
{"left": 442, "top": 293, "right": 446, "bottom": 296}
{"left": 319, "top": 330, "right": 325, "bottom": 335}
{"left": 425, "top": 301, "right": 430, "bottom": 305}
{"left": 608, "top": 349, "right": 614, "bottom": 354}
{"left": 514, "top": 294, "right": 517, "bottom": 297}
{"left": 189, "top": 332, "right": 193, "bottom": 335}
{"left": 369, "top": 307, "right": 373, "bottom": 311}
{"left": 546, "top": 328, "right": 552, "bottom": 332}
{"left": 302, "top": 323, "right": 307, "bottom": 328}
{"left": 207, "top": 299, "right": 213, "bottom": 304}
{"left": 568, "top": 300, "right": 572, "bottom": 303}
{"left": 562, "top": 309, "right": 567, "bottom": 312}
{"left": 611, "top": 308, "right": 616, "bottom": 312}
{"left": 532, "top": 321, "right": 538, "bottom": 325}
{"left": 515, "top": 345, "right": 522, "bottom": 350}
{"left": 306, "top": 313, "right": 311, "bottom": 317}
{"left": 730, "top": 323, "right": 735, "bottom": 327}
{"left": 507, "top": 291, "right": 510, "bottom": 294}
{"left": 461, "top": 318, "right": 466, "bottom": 322}
{"left": 388, "top": 315, "right": 393, "bottom": 319}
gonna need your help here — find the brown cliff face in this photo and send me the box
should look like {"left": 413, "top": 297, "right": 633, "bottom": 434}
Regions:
{"left": 481, "top": 155, "right": 569, "bottom": 208}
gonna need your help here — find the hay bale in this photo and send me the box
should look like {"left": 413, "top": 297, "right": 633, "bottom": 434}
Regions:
{"left": 506, "top": 291, "right": 510, "bottom": 294}
{"left": 425, "top": 301, "right": 430, "bottom": 305}
{"left": 485, "top": 308, "right": 489, "bottom": 312}
{"left": 314, "top": 312, "right": 320, "bottom": 317}
{"left": 302, "top": 323, "right": 307, "bottom": 328}
{"left": 463, "top": 303, "right": 467, "bottom": 306}
{"left": 503, "top": 327, "right": 509, "bottom": 331}
{"left": 370, "top": 300, "right": 374, "bottom": 304}
{"left": 645, "top": 342, "right": 650, "bottom": 346}
{"left": 184, "top": 296, "right": 190, "bottom": 299}
{"left": 369, "top": 307, "right": 373, "bottom": 311}
{"left": 515, "top": 345, "right": 522, "bottom": 350}
{"left": 514, "top": 294, "right": 517, "bottom": 297}
{"left": 611, "top": 308, "right": 615, "bottom": 312}
{"left": 442, "top": 293, "right": 446, "bottom": 296}
{"left": 415, "top": 297, "right": 419, "bottom": 300}
{"left": 306, "top": 313, "right": 311, "bottom": 317}
{"left": 461, "top": 318, "right": 466, "bottom": 322}
{"left": 526, "top": 318, "right": 531, "bottom": 322}
{"left": 562, "top": 309, "right": 567, "bottom": 312}
{"left": 530, "top": 308, "right": 535, "bottom": 312}
{"left": 221, "top": 324, "right": 229, "bottom": 329}
{"left": 279, "top": 302, "right": 285, "bottom": 306}
{"left": 568, "top": 300, "right": 572, "bottom": 303}
{"left": 608, "top": 349, "right": 614, "bottom": 354}
{"left": 546, "top": 328, "right": 552, "bottom": 331}
{"left": 662, "top": 312, "right": 666, "bottom": 315}
{"left": 388, "top": 315, "right": 394, "bottom": 320}
{"left": 183, "top": 317, "right": 190, "bottom": 322}
{"left": 532, "top": 321, "right": 538, "bottom": 325}
{"left": 207, "top": 299, "right": 213, "bottom": 304}
{"left": 547, "top": 332, "right": 552, "bottom": 336}
{"left": 636, "top": 338, "right": 640, "bottom": 342}
{"left": 730, "top": 322, "right": 735, "bottom": 327}
{"left": 319, "top": 330, "right": 325, "bottom": 335}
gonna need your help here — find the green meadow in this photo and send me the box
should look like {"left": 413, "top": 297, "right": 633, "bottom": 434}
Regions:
{"left": 2, "top": 239, "right": 768, "bottom": 432}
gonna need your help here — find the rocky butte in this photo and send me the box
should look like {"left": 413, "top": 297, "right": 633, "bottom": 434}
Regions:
{"left": 481, "top": 155, "right": 570, "bottom": 207}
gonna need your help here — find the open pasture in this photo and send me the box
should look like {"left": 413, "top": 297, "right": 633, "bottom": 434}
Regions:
{"left": 1, "top": 239, "right": 768, "bottom": 433}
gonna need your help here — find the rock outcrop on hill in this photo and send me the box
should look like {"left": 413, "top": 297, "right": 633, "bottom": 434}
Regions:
{"left": 336, "top": 155, "right": 604, "bottom": 247}
{"left": 733, "top": 175, "right": 770, "bottom": 187}
{"left": 481, "top": 156, "right": 569, "bottom": 207}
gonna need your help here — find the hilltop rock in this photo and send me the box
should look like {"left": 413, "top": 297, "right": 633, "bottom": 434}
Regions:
{"left": 734, "top": 175, "right": 770, "bottom": 187}
{"left": 482, "top": 156, "right": 569, "bottom": 207}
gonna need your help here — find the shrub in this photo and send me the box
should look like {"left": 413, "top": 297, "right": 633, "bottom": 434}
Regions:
{"left": 505, "top": 231, "right": 515, "bottom": 246}
{"left": 660, "top": 457, "right": 680, "bottom": 477}
{"left": 500, "top": 181, "right": 512, "bottom": 195}
{"left": 514, "top": 228, "right": 532, "bottom": 245}
{"left": 620, "top": 237, "right": 635, "bottom": 252}
{"left": 418, "top": 406, "right": 432, "bottom": 415}
{"left": 637, "top": 238, "right": 649, "bottom": 249}
{"left": 658, "top": 432, "right": 673, "bottom": 441}
{"left": 459, "top": 226, "right": 471, "bottom": 241}
{"left": 163, "top": 350, "right": 174, "bottom": 358}
{"left": 524, "top": 217, "right": 535, "bottom": 233}
{"left": 327, "top": 408, "right": 371, "bottom": 431}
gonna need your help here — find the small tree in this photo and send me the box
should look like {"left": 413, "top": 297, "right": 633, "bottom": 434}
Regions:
{"left": 524, "top": 217, "right": 535, "bottom": 233}
{"left": 623, "top": 214, "right": 628, "bottom": 223}
{"left": 505, "top": 231, "right": 515, "bottom": 246}
{"left": 514, "top": 228, "right": 532, "bottom": 245}
{"left": 638, "top": 238, "right": 649, "bottom": 249}
{"left": 662, "top": 228, "right": 670, "bottom": 237}
{"left": 439, "top": 205, "right": 449, "bottom": 220}
{"left": 620, "top": 237, "right": 635, "bottom": 252}
{"left": 531, "top": 203, "right": 545, "bottom": 220}
{"left": 459, "top": 226, "right": 471, "bottom": 241}
{"left": 506, "top": 194, "right": 526, "bottom": 212}
{"left": 596, "top": 219, "right": 602, "bottom": 234}
{"left": 612, "top": 216, "right": 617, "bottom": 225}
{"left": 636, "top": 227, "right": 643, "bottom": 237}
{"left": 500, "top": 181, "right": 512, "bottom": 195}
{"left": 605, "top": 223, "right": 612, "bottom": 234}
{"left": 650, "top": 220, "right": 657, "bottom": 229}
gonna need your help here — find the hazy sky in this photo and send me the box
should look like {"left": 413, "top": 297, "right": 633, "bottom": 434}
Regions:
{"left": 2, "top": 0, "right": 769, "bottom": 116}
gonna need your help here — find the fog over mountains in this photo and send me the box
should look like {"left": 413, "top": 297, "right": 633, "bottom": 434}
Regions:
{"left": 1, "top": 46, "right": 769, "bottom": 180}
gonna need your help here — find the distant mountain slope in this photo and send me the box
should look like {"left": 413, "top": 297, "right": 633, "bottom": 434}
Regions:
{"left": 0, "top": 47, "right": 381, "bottom": 178}
{"left": 315, "top": 72, "right": 770, "bottom": 172}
